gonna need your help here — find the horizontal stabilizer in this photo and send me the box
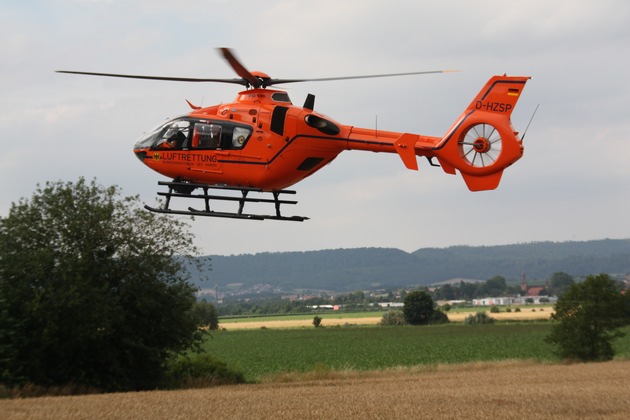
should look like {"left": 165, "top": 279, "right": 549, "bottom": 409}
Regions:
{"left": 394, "top": 133, "right": 419, "bottom": 170}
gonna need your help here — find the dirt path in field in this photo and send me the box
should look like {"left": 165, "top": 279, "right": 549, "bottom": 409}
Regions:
{"left": 3, "top": 359, "right": 629, "bottom": 419}
{"left": 221, "top": 307, "right": 554, "bottom": 330}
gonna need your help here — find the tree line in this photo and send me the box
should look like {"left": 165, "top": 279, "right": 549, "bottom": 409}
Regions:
{"left": 214, "top": 273, "right": 586, "bottom": 317}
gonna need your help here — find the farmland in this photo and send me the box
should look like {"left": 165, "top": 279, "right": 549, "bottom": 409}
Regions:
{"left": 3, "top": 322, "right": 630, "bottom": 418}
{"left": 3, "top": 356, "right": 630, "bottom": 419}
{"left": 218, "top": 306, "right": 555, "bottom": 329}
{"left": 204, "top": 323, "right": 630, "bottom": 382}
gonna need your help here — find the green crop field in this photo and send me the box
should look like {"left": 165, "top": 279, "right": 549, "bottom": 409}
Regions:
{"left": 202, "top": 324, "right": 630, "bottom": 382}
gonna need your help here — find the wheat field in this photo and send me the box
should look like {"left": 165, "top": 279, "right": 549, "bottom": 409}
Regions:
{"left": 221, "top": 308, "right": 553, "bottom": 329}
{"left": 3, "top": 359, "right": 629, "bottom": 419}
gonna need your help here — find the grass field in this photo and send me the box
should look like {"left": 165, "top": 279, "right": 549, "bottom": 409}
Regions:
{"left": 203, "top": 323, "right": 630, "bottom": 382}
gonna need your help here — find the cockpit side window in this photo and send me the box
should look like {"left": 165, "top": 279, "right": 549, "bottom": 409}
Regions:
{"left": 155, "top": 120, "right": 190, "bottom": 149}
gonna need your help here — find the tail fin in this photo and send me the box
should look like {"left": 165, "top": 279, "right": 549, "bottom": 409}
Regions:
{"left": 434, "top": 75, "right": 531, "bottom": 191}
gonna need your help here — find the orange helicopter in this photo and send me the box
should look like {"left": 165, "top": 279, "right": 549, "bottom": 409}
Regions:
{"left": 58, "top": 48, "right": 530, "bottom": 221}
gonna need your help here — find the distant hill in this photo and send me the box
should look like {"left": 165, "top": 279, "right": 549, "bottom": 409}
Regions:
{"left": 188, "top": 239, "right": 630, "bottom": 293}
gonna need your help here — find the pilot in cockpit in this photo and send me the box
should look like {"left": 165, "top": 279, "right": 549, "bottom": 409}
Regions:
{"left": 159, "top": 127, "right": 186, "bottom": 149}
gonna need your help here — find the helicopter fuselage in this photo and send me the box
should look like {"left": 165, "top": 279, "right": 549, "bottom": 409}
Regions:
{"left": 134, "top": 74, "right": 529, "bottom": 196}
{"left": 133, "top": 88, "right": 444, "bottom": 191}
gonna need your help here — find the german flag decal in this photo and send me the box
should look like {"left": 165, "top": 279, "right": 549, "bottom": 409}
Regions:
{"left": 507, "top": 88, "right": 520, "bottom": 97}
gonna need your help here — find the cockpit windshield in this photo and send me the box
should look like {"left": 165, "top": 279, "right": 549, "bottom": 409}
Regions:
{"left": 134, "top": 117, "right": 190, "bottom": 150}
{"left": 134, "top": 117, "right": 253, "bottom": 151}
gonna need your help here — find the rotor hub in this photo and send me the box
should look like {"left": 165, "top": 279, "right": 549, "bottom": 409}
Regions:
{"left": 473, "top": 137, "right": 491, "bottom": 153}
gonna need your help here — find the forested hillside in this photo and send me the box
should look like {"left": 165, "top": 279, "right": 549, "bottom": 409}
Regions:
{"left": 188, "top": 239, "right": 630, "bottom": 292}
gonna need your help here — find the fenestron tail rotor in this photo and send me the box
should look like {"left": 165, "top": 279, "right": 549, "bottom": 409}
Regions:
{"left": 457, "top": 123, "right": 503, "bottom": 168}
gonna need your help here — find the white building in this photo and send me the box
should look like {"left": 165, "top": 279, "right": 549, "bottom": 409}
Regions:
{"left": 472, "top": 297, "right": 515, "bottom": 306}
{"left": 472, "top": 296, "right": 557, "bottom": 306}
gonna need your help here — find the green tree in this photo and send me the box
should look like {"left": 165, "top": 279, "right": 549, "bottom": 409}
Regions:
{"left": 546, "top": 274, "right": 627, "bottom": 362}
{"left": 403, "top": 290, "right": 435, "bottom": 325}
{"left": 483, "top": 275, "right": 507, "bottom": 297}
{"left": 0, "top": 178, "right": 203, "bottom": 391}
{"left": 191, "top": 301, "right": 219, "bottom": 330}
{"left": 433, "top": 284, "right": 456, "bottom": 300}
{"left": 459, "top": 281, "right": 481, "bottom": 300}
{"left": 548, "top": 272, "right": 575, "bottom": 297}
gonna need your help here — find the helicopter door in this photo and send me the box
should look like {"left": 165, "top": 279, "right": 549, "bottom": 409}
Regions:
{"left": 189, "top": 122, "right": 223, "bottom": 173}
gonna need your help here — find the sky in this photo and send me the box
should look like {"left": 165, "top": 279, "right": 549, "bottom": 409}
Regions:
{"left": 1, "top": 0, "right": 629, "bottom": 256}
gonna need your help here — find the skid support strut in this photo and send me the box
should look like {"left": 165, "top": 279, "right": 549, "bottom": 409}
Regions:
{"left": 144, "top": 181, "right": 309, "bottom": 222}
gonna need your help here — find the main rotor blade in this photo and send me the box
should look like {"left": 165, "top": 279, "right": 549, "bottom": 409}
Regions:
{"left": 218, "top": 48, "right": 262, "bottom": 88}
{"left": 55, "top": 70, "right": 248, "bottom": 86}
{"left": 265, "top": 70, "right": 459, "bottom": 87}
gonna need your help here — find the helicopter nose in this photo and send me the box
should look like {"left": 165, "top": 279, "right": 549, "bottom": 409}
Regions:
{"left": 134, "top": 150, "right": 147, "bottom": 162}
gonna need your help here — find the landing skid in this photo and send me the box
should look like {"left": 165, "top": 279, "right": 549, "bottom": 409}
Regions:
{"left": 144, "top": 181, "right": 309, "bottom": 222}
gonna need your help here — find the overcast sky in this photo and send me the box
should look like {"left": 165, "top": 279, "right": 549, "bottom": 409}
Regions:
{"left": 1, "top": 0, "right": 629, "bottom": 256}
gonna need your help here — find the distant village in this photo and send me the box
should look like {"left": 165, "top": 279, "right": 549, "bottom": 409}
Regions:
{"left": 197, "top": 272, "right": 630, "bottom": 316}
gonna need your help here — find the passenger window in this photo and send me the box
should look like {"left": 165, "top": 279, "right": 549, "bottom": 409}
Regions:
{"left": 192, "top": 123, "right": 222, "bottom": 149}
{"left": 232, "top": 126, "right": 251, "bottom": 148}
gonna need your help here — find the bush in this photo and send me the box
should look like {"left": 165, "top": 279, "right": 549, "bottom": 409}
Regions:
{"left": 464, "top": 312, "right": 495, "bottom": 325}
{"left": 379, "top": 310, "right": 406, "bottom": 326}
{"left": 165, "top": 353, "right": 245, "bottom": 389}
{"left": 490, "top": 305, "right": 500, "bottom": 313}
{"left": 191, "top": 301, "right": 219, "bottom": 330}
{"left": 313, "top": 316, "right": 322, "bottom": 328}
{"left": 429, "top": 309, "right": 450, "bottom": 325}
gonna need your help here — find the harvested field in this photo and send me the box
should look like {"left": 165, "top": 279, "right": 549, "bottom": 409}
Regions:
{"left": 221, "top": 308, "right": 553, "bottom": 329}
{"left": 3, "top": 359, "right": 630, "bottom": 419}
{"left": 449, "top": 306, "right": 554, "bottom": 322}
{"left": 221, "top": 316, "right": 381, "bottom": 329}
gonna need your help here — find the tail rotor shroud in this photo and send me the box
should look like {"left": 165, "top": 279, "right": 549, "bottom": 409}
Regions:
{"left": 458, "top": 123, "right": 503, "bottom": 168}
